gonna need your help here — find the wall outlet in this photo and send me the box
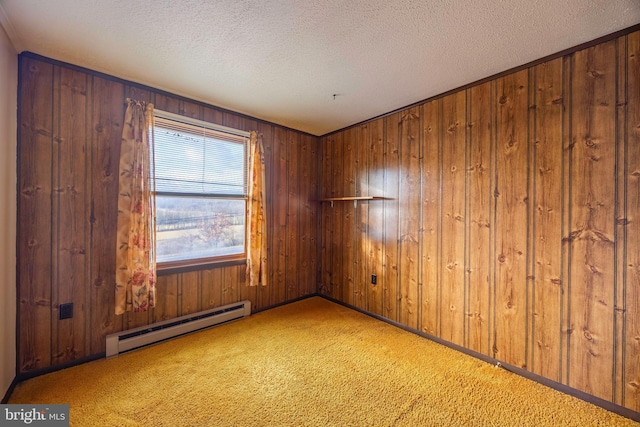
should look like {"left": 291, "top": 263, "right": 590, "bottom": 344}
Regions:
{"left": 59, "top": 303, "right": 73, "bottom": 320}
{"left": 371, "top": 274, "right": 377, "bottom": 285}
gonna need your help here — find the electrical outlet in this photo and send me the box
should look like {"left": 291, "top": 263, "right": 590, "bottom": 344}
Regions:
{"left": 371, "top": 274, "right": 377, "bottom": 285}
{"left": 59, "top": 303, "right": 73, "bottom": 320}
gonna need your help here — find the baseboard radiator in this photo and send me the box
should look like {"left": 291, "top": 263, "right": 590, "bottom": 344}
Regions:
{"left": 106, "top": 300, "right": 251, "bottom": 358}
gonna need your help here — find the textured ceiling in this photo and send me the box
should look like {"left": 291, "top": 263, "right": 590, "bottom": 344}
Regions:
{"left": 1, "top": 0, "right": 639, "bottom": 135}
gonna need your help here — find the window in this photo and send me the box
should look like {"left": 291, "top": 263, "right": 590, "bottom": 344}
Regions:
{"left": 153, "top": 110, "right": 249, "bottom": 270}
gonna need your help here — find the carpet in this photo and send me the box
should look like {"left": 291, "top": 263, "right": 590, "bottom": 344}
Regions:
{"left": 8, "top": 297, "right": 639, "bottom": 426}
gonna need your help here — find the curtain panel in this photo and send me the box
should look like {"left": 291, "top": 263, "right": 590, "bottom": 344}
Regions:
{"left": 246, "top": 131, "right": 267, "bottom": 287}
{"left": 115, "top": 99, "right": 156, "bottom": 314}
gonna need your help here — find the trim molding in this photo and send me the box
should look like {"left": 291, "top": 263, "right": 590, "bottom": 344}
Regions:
{"left": 15, "top": 353, "right": 105, "bottom": 384}
{"left": 252, "top": 293, "right": 319, "bottom": 315}
{"left": 1, "top": 376, "right": 18, "bottom": 404}
{"left": 317, "top": 294, "right": 640, "bottom": 423}
{"left": 8, "top": 294, "right": 317, "bottom": 392}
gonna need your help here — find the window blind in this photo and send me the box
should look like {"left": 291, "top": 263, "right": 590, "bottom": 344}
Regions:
{"left": 153, "top": 114, "right": 248, "bottom": 197}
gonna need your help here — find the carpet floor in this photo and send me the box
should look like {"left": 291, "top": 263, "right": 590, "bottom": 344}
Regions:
{"left": 9, "top": 296, "right": 639, "bottom": 426}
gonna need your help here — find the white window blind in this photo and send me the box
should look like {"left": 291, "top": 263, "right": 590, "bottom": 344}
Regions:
{"left": 153, "top": 112, "right": 249, "bottom": 197}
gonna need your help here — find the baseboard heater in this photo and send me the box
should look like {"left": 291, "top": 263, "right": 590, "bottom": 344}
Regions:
{"left": 106, "top": 300, "right": 251, "bottom": 358}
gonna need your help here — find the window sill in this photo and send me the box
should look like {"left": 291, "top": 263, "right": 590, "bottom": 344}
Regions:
{"left": 157, "top": 256, "right": 246, "bottom": 276}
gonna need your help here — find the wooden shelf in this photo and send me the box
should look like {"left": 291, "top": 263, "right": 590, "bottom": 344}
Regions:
{"left": 318, "top": 196, "right": 385, "bottom": 207}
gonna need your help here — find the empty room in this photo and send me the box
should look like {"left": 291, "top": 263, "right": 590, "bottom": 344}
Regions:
{"left": 1, "top": 0, "right": 640, "bottom": 425}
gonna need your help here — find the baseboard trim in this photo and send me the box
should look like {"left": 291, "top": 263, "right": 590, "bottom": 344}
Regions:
{"left": 15, "top": 353, "right": 106, "bottom": 384}
{"left": 1, "top": 377, "right": 18, "bottom": 404}
{"left": 252, "top": 293, "right": 320, "bottom": 315}
{"left": 10, "top": 294, "right": 318, "bottom": 392}
{"left": 317, "top": 294, "right": 640, "bottom": 423}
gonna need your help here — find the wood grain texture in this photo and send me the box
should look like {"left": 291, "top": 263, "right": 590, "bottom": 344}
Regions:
{"left": 285, "top": 129, "right": 299, "bottom": 300}
{"left": 494, "top": 70, "right": 529, "bottom": 368}
{"left": 179, "top": 271, "right": 200, "bottom": 316}
{"left": 567, "top": 41, "right": 617, "bottom": 401}
{"left": 368, "top": 119, "right": 385, "bottom": 316}
{"left": 15, "top": 28, "right": 640, "bottom": 415}
{"left": 317, "top": 27, "right": 640, "bottom": 414}
{"left": 52, "top": 67, "right": 90, "bottom": 364}
{"left": 319, "top": 135, "right": 333, "bottom": 296}
{"left": 623, "top": 30, "right": 640, "bottom": 412}
{"left": 614, "top": 34, "right": 627, "bottom": 408}
{"left": 354, "top": 124, "right": 369, "bottom": 310}
{"left": 440, "top": 92, "right": 466, "bottom": 346}
{"left": 561, "top": 54, "right": 573, "bottom": 388}
{"left": 18, "top": 58, "right": 54, "bottom": 372}
{"left": 421, "top": 101, "right": 440, "bottom": 335}
{"left": 200, "top": 268, "right": 223, "bottom": 311}
{"left": 331, "top": 132, "right": 345, "bottom": 302}
{"left": 398, "top": 108, "right": 421, "bottom": 329}
{"left": 468, "top": 82, "right": 492, "bottom": 355}
{"left": 531, "top": 58, "right": 564, "bottom": 381}
{"left": 17, "top": 54, "right": 318, "bottom": 376}
{"left": 299, "top": 133, "right": 317, "bottom": 298}
{"left": 271, "top": 127, "right": 288, "bottom": 305}
{"left": 383, "top": 113, "right": 400, "bottom": 322}
{"left": 342, "top": 127, "right": 356, "bottom": 305}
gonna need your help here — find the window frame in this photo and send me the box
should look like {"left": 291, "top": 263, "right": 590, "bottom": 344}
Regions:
{"left": 153, "top": 110, "right": 250, "bottom": 272}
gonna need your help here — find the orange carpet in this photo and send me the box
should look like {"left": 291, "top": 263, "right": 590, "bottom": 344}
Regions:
{"left": 9, "top": 297, "right": 639, "bottom": 426}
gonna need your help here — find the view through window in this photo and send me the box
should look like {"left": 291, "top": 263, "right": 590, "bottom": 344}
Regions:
{"left": 153, "top": 112, "right": 249, "bottom": 268}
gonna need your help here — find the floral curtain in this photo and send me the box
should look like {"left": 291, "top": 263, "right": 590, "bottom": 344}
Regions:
{"left": 115, "top": 99, "right": 156, "bottom": 314}
{"left": 246, "top": 131, "right": 267, "bottom": 286}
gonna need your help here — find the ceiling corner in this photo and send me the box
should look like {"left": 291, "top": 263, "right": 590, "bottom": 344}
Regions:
{"left": 0, "top": 3, "right": 22, "bottom": 53}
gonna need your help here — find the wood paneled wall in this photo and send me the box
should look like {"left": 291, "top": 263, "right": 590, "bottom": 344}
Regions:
{"left": 319, "top": 30, "right": 640, "bottom": 412}
{"left": 17, "top": 54, "right": 318, "bottom": 375}
{"left": 15, "top": 26, "right": 640, "bottom": 415}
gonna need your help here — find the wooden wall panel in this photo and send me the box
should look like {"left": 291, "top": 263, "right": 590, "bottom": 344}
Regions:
{"left": 440, "top": 92, "right": 466, "bottom": 346}
{"left": 398, "top": 108, "right": 420, "bottom": 329}
{"left": 318, "top": 28, "right": 640, "bottom": 414}
{"left": 319, "top": 135, "right": 333, "bottom": 296}
{"left": 285, "top": 130, "right": 299, "bottom": 300}
{"left": 623, "top": 30, "right": 640, "bottom": 411}
{"left": 367, "top": 119, "right": 384, "bottom": 316}
{"left": 530, "top": 58, "right": 564, "bottom": 381}
{"left": 614, "top": 34, "right": 627, "bottom": 407}
{"left": 331, "top": 133, "right": 344, "bottom": 301}
{"left": 52, "top": 67, "right": 90, "bottom": 364}
{"left": 270, "top": 128, "right": 287, "bottom": 304}
{"left": 299, "top": 134, "right": 316, "bottom": 298}
{"left": 200, "top": 268, "right": 223, "bottom": 311}
{"left": 341, "top": 127, "right": 356, "bottom": 305}
{"left": 18, "top": 58, "right": 54, "bottom": 372}
{"left": 179, "top": 271, "right": 200, "bottom": 316}
{"left": 493, "top": 70, "right": 529, "bottom": 368}
{"left": 421, "top": 101, "right": 441, "bottom": 336}
{"left": 16, "top": 27, "right": 640, "bottom": 416}
{"left": 383, "top": 113, "right": 400, "bottom": 321}
{"left": 354, "top": 124, "right": 369, "bottom": 310}
{"left": 567, "top": 41, "right": 617, "bottom": 401}
{"left": 467, "top": 82, "right": 492, "bottom": 355}
{"left": 154, "top": 274, "right": 178, "bottom": 322}
{"left": 17, "top": 54, "right": 318, "bottom": 376}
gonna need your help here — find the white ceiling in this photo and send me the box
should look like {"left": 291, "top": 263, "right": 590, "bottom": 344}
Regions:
{"left": 1, "top": 1, "right": 639, "bottom": 135}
